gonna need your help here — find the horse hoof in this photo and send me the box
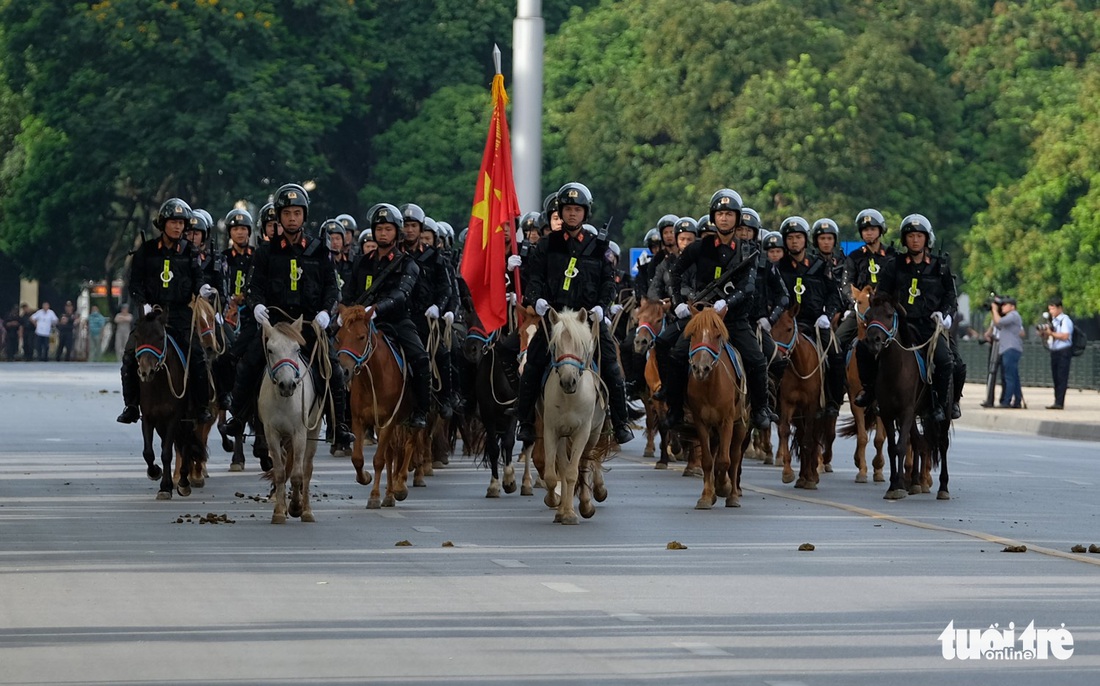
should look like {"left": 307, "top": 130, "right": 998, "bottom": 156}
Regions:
{"left": 422, "top": 464, "right": 435, "bottom": 477}
{"left": 803, "top": 481, "right": 818, "bottom": 490}
{"left": 382, "top": 495, "right": 396, "bottom": 507}
{"left": 521, "top": 485, "right": 534, "bottom": 496}
{"left": 908, "top": 484, "right": 922, "bottom": 495}
{"left": 503, "top": 480, "right": 517, "bottom": 494}
{"left": 824, "top": 464, "right": 834, "bottom": 473}
{"left": 191, "top": 476, "right": 205, "bottom": 489}
{"left": 553, "top": 513, "right": 562, "bottom": 523}
{"left": 271, "top": 513, "right": 286, "bottom": 524}
{"left": 884, "top": 489, "right": 908, "bottom": 500}
{"left": 695, "top": 498, "right": 713, "bottom": 510}
{"left": 394, "top": 488, "right": 408, "bottom": 502}
{"left": 288, "top": 503, "right": 303, "bottom": 519}
{"left": 543, "top": 493, "right": 559, "bottom": 509}
{"left": 356, "top": 473, "right": 372, "bottom": 487}
{"left": 594, "top": 485, "right": 607, "bottom": 503}
{"left": 855, "top": 473, "right": 868, "bottom": 484}
{"left": 301, "top": 512, "right": 316, "bottom": 522}
{"left": 762, "top": 456, "right": 775, "bottom": 465}
{"left": 937, "top": 490, "right": 951, "bottom": 500}
{"left": 725, "top": 496, "right": 741, "bottom": 508}
{"left": 156, "top": 490, "right": 172, "bottom": 500}
{"left": 366, "top": 498, "right": 381, "bottom": 510}
{"left": 874, "top": 472, "right": 885, "bottom": 483}
{"left": 413, "top": 476, "right": 426, "bottom": 487}
{"left": 229, "top": 462, "right": 244, "bottom": 473}
{"left": 560, "top": 514, "right": 579, "bottom": 525}
{"left": 176, "top": 485, "right": 191, "bottom": 498}
{"left": 486, "top": 486, "right": 501, "bottom": 498}
{"left": 432, "top": 460, "right": 446, "bottom": 470}
{"left": 147, "top": 465, "right": 162, "bottom": 481}
{"left": 220, "top": 435, "right": 234, "bottom": 453}
{"left": 642, "top": 449, "right": 655, "bottom": 458}
{"left": 580, "top": 503, "right": 596, "bottom": 519}
{"left": 794, "top": 478, "right": 805, "bottom": 489}
{"left": 781, "top": 472, "right": 795, "bottom": 484}
{"left": 654, "top": 461, "right": 668, "bottom": 470}
{"left": 921, "top": 485, "right": 931, "bottom": 494}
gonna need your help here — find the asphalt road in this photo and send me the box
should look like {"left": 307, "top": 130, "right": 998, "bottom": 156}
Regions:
{"left": 1, "top": 364, "right": 1098, "bottom": 685}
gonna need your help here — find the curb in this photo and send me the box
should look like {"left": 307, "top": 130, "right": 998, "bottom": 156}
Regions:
{"left": 953, "top": 412, "right": 1100, "bottom": 442}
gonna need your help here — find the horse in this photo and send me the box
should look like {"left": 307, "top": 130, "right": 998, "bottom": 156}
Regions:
{"left": 860, "top": 295, "right": 950, "bottom": 500}
{"left": 335, "top": 304, "right": 419, "bottom": 509}
{"left": 536, "top": 308, "right": 607, "bottom": 525}
{"left": 631, "top": 298, "right": 677, "bottom": 467}
{"left": 845, "top": 285, "right": 887, "bottom": 483}
{"left": 257, "top": 317, "right": 324, "bottom": 523}
{"left": 682, "top": 305, "right": 748, "bottom": 509}
{"left": 770, "top": 304, "right": 824, "bottom": 489}
{"left": 132, "top": 308, "right": 203, "bottom": 500}
{"left": 463, "top": 322, "right": 521, "bottom": 498}
{"left": 173, "top": 295, "right": 219, "bottom": 486}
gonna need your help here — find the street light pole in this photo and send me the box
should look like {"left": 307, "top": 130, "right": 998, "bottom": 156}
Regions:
{"left": 513, "top": 0, "right": 544, "bottom": 214}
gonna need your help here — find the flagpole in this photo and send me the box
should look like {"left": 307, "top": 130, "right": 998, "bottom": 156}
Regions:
{"left": 495, "top": 43, "right": 523, "bottom": 305}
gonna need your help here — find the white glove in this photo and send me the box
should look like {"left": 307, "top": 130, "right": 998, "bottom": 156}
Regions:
{"left": 610, "top": 303, "right": 624, "bottom": 316}
{"left": 843, "top": 309, "right": 852, "bottom": 320}
{"left": 932, "top": 311, "right": 952, "bottom": 329}
{"left": 815, "top": 314, "right": 831, "bottom": 329}
{"left": 337, "top": 314, "right": 344, "bottom": 327}
{"left": 142, "top": 304, "right": 153, "bottom": 316}
{"left": 215, "top": 313, "right": 224, "bottom": 325}
{"left": 590, "top": 305, "right": 604, "bottom": 321}
{"left": 713, "top": 299, "right": 727, "bottom": 314}
{"left": 675, "top": 303, "right": 691, "bottom": 320}
{"left": 443, "top": 311, "right": 455, "bottom": 325}
{"left": 254, "top": 304, "right": 269, "bottom": 325}
{"left": 199, "top": 284, "right": 217, "bottom": 300}
{"left": 506, "top": 254, "right": 522, "bottom": 271}
{"left": 757, "top": 317, "right": 771, "bottom": 333}
{"left": 506, "top": 292, "right": 517, "bottom": 305}
{"left": 314, "top": 311, "right": 330, "bottom": 330}
{"left": 535, "top": 299, "right": 549, "bottom": 316}
{"left": 604, "top": 317, "right": 612, "bottom": 327}
{"left": 425, "top": 305, "right": 440, "bottom": 319}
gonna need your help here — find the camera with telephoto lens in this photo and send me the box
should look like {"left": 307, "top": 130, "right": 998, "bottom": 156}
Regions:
{"left": 982, "top": 291, "right": 1005, "bottom": 310}
{"left": 1036, "top": 311, "right": 1052, "bottom": 335}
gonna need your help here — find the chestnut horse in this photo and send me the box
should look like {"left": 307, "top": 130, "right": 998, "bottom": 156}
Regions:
{"left": 682, "top": 306, "right": 748, "bottom": 509}
{"left": 770, "top": 304, "right": 824, "bottom": 489}
{"left": 846, "top": 285, "right": 887, "bottom": 483}
{"left": 631, "top": 298, "right": 676, "bottom": 467}
{"left": 335, "top": 304, "right": 416, "bottom": 509}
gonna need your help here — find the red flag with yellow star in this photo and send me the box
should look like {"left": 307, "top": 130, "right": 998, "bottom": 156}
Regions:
{"left": 460, "top": 70, "right": 520, "bottom": 333}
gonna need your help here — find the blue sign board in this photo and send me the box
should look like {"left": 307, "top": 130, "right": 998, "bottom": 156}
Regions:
{"left": 629, "top": 247, "right": 651, "bottom": 278}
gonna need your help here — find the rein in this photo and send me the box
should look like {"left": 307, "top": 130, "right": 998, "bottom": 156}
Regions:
{"left": 338, "top": 312, "right": 409, "bottom": 431}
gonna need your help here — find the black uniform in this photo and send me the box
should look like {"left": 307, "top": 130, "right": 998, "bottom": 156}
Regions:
{"left": 855, "top": 251, "right": 966, "bottom": 419}
{"left": 836, "top": 244, "right": 896, "bottom": 348}
{"left": 655, "top": 235, "right": 771, "bottom": 428}
{"left": 120, "top": 235, "right": 210, "bottom": 419}
{"left": 515, "top": 227, "right": 631, "bottom": 439}
{"left": 330, "top": 252, "right": 353, "bottom": 296}
{"left": 405, "top": 241, "right": 457, "bottom": 415}
{"left": 777, "top": 252, "right": 846, "bottom": 413}
{"left": 342, "top": 247, "right": 432, "bottom": 420}
{"left": 646, "top": 252, "right": 677, "bottom": 302}
{"left": 226, "top": 233, "right": 349, "bottom": 434}
{"left": 211, "top": 244, "right": 254, "bottom": 407}
{"left": 751, "top": 254, "right": 791, "bottom": 378}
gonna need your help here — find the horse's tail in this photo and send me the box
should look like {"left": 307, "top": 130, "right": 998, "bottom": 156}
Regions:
{"left": 928, "top": 417, "right": 950, "bottom": 470}
{"left": 792, "top": 412, "right": 818, "bottom": 465}
{"left": 837, "top": 414, "right": 858, "bottom": 438}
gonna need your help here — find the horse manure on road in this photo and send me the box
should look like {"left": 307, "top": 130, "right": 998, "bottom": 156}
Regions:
{"left": 442, "top": 541, "right": 454, "bottom": 547}
{"left": 174, "top": 513, "right": 236, "bottom": 525}
{"left": 1090, "top": 544, "right": 1100, "bottom": 554}
{"left": 798, "top": 543, "right": 815, "bottom": 551}
{"left": 666, "top": 541, "right": 687, "bottom": 550}
{"left": 1071, "top": 544, "right": 1088, "bottom": 553}
{"left": 395, "top": 540, "right": 412, "bottom": 547}
{"left": 1002, "top": 545, "right": 1027, "bottom": 553}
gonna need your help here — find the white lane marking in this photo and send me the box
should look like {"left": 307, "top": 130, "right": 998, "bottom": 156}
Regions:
{"left": 412, "top": 526, "right": 441, "bottom": 533}
{"left": 377, "top": 511, "right": 405, "bottom": 519}
{"left": 491, "top": 559, "right": 528, "bottom": 568}
{"left": 609, "top": 612, "right": 651, "bottom": 622}
{"left": 542, "top": 582, "right": 587, "bottom": 594}
{"left": 764, "top": 682, "right": 808, "bottom": 686}
{"left": 1063, "top": 479, "right": 1092, "bottom": 486}
{"left": 673, "top": 642, "right": 727, "bottom": 656}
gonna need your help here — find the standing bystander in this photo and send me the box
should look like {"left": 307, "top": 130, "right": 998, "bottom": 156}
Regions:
{"left": 1039, "top": 297, "right": 1073, "bottom": 410}
{"left": 20, "top": 303, "right": 35, "bottom": 361}
{"left": 55, "top": 302, "right": 76, "bottom": 361}
{"left": 30, "top": 302, "right": 58, "bottom": 361}
{"left": 991, "top": 297, "right": 1024, "bottom": 408}
{"left": 3, "top": 305, "right": 21, "bottom": 360}
{"left": 87, "top": 305, "right": 107, "bottom": 361}
{"left": 113, "top": 304, "right": 133, "bottom": 361}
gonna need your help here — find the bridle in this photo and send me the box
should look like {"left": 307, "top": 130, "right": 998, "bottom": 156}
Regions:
{"left": 336, "top": 318, "right": 378, "bottom": 375}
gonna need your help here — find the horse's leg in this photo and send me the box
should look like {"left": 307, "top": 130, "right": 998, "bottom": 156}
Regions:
{"left": 392, "top": 430, "right": 416, "bottom": 502}
{"left": 715, "top": 417, "right": 734, "bottom": 499}
{"left": 853, "top": 406, "right": 869, "bottom": 483}
{"left": 142, "top": 419, "right": 161, "bottom": 481}
{"left": 350, "top": 412, "right": 371, "bottom": 486}
{"left": 502, "top": 423, "right": 518, "bottom": 494}
{"left": 727, "top": 421, "right": 747, "bottom": 507}
{"left": 885, "top": 415, "right": 911, "bottom": 500}
{"left": 287, "top": 429, "right": 306, "bottom": 519}
{"left": 520, "top": 443, "right": 535, "bottom": 496}
{"left": 559, "top": 436, "right": 584, "bottom": 525}
{"left": 301, "top": 431, "right": 318, "bottom": 522}
{"left": 486, "top": 430, "right": 502, "bottom": 498}
{"left": 799, "top": 411, "right": 821, "bottom": 489}
{"left": 578, "top": 451, "right": 596, "bottom": 519}
{"left": 157, "top": 423, "right": 176, "bottom": 499}
{"left": 366, "top": 428, "right": 386, "bottom": 509}
{"left": 268, "top": 430, "right": 289, "bottom": 523}
{"left": 543, "top": 435, "right": 562, "bottom": 518}
{"left": 643, "top": 400, "right": 657, "bottom": 459}
{"left": 937, "top": 423, "right": 950, "bottom": 500}
{"left": 695, "top": 424, "right": 716, "bottom": 510}
{"left": 778, "top": 402, "right": 795, "bottom": 483}
{"left": 820, "top": 415, "right": 836, "bottom": 473}
{"left": 760, "top": 425, "right": 774, "bottom": 465}
{"left": 872, "top": 418, "right": 886, "bottom": 482}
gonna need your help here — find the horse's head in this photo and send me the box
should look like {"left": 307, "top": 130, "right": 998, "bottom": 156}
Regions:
{"left": 263, "top": 317, "right": 307, "bottom": 397}
{"left": 133, "top": 307, "right": 167, "bottom": 382}
{"left": 633, "top": 298, "right": 668, "bottom": 355}
{"left": 547, "top": 307, "right": 596, "bottom": 395}
{"left": 770, "top": 304, "right": 800, "bottom": 359}
{"left": 334, "top": 304, "right": 374, "bottom": 378}
{"left": 463, "top": 325, "right": 494, "bottom": 364}
{"left": 191, "top": 295, "right": 219, "bottom": 358}
{"left": 864, "top": 295, "right": 900, "bottom": 356}
{"left": 683, "top": 305, "right": 728, "bottom": 381}
{"left": 851, "top": 285, "right": 873, "bottom": 331}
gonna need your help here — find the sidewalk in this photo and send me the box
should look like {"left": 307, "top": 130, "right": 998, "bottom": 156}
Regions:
{"left": 955, "top": 382, "right": 1100, "bottom": 442}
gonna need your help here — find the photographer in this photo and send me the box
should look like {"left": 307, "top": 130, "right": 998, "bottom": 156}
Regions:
{"left": 1038, "top": 297, "right": 1073, "bottom": 410}
{"left": 991, "top": 296, "right": 1023, "bottom": 408}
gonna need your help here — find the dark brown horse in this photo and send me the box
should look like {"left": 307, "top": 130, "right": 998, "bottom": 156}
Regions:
{"left": 631, "top": 298, "right": 677, "bottom": 467}
{"left": 133, "top": 308, "right": 203, "bottom": 500}
{"left": 770, "top": 304, "right": 824, "bottom": 489}
{"left": 845, "top": 285, "right": 887, "bottom": 483}
{"left": 861, "top": 295, "right": 950, "bottom": 500}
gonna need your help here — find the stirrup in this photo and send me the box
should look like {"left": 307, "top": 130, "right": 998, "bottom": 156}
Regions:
{"left": 751, "top": 408, "right": 771, "bottom": 430}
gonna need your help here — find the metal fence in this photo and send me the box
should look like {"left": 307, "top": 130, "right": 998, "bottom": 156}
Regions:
{"left": 958, "top": 340, "right": 1100, "bottom": 390}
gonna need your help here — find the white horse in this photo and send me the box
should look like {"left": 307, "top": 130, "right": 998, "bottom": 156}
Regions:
{"left": 258, "top": 318, "right": 324, "bottom": 524}
{"left": 539, "top": 308, "right": 607, "bottom": 525}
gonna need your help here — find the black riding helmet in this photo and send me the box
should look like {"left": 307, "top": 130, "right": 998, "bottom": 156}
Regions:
{"left": 335, "top": 213, "right": 357, "bottom": 235}
{"left": 855, "top": 208, "right": 886, "bottom": 237}
{"left": 518, "top": 211, "right": 541, "bottom": 235}
{"left": 273, "top": 183, "right": 310, "bottom": 222}
{"left": 899, "top": 213, "right": 934, "bottom": 247}
{"left": 779, "top": 216, "right": 811, "bottom": 239}
{"left": 256, "top": 202, "right": 276, "bottom": 233}
{"left": 187, "top": 208, "right": 212, "bottom": 238}
{"left": 400, "top": 203, "right": 426, "bottom": 226}
{"left": 224, "top": 208, "right": 253, "bottom": 234}
{"left": 811, "top": 218, "right": 839, "bottom": 247}
{"left": 762, "top": 231, "right": 784, "bottom": 251}
{"left": 674, "top": 216, "right": 698, "bottom": 236}
{"left": 367, "top": 203, "right": 404, "bottom": 229}
{"left": 740, "top": 207, "right": 763, "bottom": 239}
{"left": 154, "top": 198, "right": 192, "bottom": 230}
{"left": 556, "top": 182, "right": 593, "bottom": 224}
{"left": 708, "top": 188, "right": 743, "bottom": 226}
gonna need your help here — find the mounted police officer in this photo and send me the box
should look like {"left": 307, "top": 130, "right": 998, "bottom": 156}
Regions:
{"left": 514, "top": 182, "right": 634, "bottom": 446}
{"left": 257, "top": 202, "right": 278, "bottom": 243}
{"left": 322, "top": 218, "right": 353, "bottom": 294}
{"left": 342, "top": 203, "right": 432, "bottom": 428}
{"left": 212, "top": 208, "right": 255, "bottom": 410}
{"left": 736, "top": 207, "right": 764, "bottom": 246}
{"left": 398, "top": 203, "right": 458, "bottom": 418}
{"left": 853, "top": 214, "right": 965, "bottom": 422}
{"left": 776, "top": 216, "right": 846, "bottom": 416}
{"left": 749, "top": 229, "right": 790, "bottom": 381}
{"left": 633, "top": 227, "right": 662, "bottom": 297}
{"left": 185, "top": 208, "right": 225, "bottom": 298}
{"left": 336, "top": 213, "right": 358, "bottom": 261}
{"left": 837, "top": 209, "right": 895, "bottom": 351}
{"left": 658, "top": 188, "right": 773, "bottom": 430}
{"left": 222, "top": 184, "right": 355, "bottom": 450}
{"left": 647, "top": 217, "right": 696, "bottom": 301}
{"left": 117, "top": 198, "right": 213, "bottom": 425}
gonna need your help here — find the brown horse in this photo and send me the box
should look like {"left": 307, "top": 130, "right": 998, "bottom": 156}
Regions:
{"left": 335, "top": 304, "right": 418, "bottom": 509}
{"left": 770, "top": 304, "right": 824, "bottom": 489}
{"left": 631, "top": 298, "right": 677, "bottom": 467}
{"left": 846, "top": 285, "right": 887, "bottom": 483}
{"left": 173, "top": 296, "right": 217, "bottom": 486}
{"left": 682, "top": 306, "right": 748, "bottom": 509}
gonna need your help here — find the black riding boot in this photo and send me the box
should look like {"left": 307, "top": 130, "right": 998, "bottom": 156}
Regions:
{"left": 513, "top": 368, "right": 542, "bottom": 444}
{"left": 189, "top": 351, "right": 213, "bottom": 425}
{"left": 117, "top": 349, "right": 141, "bottom": 423}
{"left": 853, "top": 341, "right": 878, "bottom": 408}
{"left": 329, "top": 372, "right": 355, "bottom": 447}
{"left": 436, "top": 347, "right": 455, "bottom": 420}
{"left": 822, "top": 356, "right": 847, "bottom": 417}
{"left": 224, "top": 346, "right": 263, "bottom": 435}
{"left": 931, "top": 364, "right": 951, "bottom": 423}
{"left": 406, "top": 366, "right": 431, "bottom": 429}
{"left": 952, "top": 354, "right": 966, "bottom": 419}
{"left": 212, "top": 354, "right": 235, "bottom": 410}
{"left": 605, "top": 376, "right": 634, "bottom": 445}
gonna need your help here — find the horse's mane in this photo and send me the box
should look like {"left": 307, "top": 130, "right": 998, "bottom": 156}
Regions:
{"left": 867, "top": 292, "right": 915, "bottom": 346}
{"left": 551, "top": 309, "right": 594, "bottom": 352}
{"left": 271, "top": 320, "right": 307, "bottom": 346}
{"left": 192, "top": 296, "right": 214, "bottom": 317}
{"left": 342, "top": 305, "right": 371, "bottom": 327}
{"left": 683, "top": 306, "right": 728, "bottom": 342}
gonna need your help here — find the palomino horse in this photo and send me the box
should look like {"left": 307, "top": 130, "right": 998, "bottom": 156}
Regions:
{"left": 133, "top": 308, "right": 203, "bottom": 500}
{"left": 631, "top": 298, "right": 677, "bottom": 467}
{"left": 846, "top": 285, "right": 886, "bottom": 483}
{"left": 682, "top": 306, "right": 749, "bottom": 509}
{"left": 861, "top": 295, "right": 950, "bottom": 500}
{"left": 536, "top": 308, "right": 607, "bottom": 525}
{"left": 258, "top": 318, "right": 324, "bottom": 523}
{"left": 336, "top": 304, "right": 420, "bottom": 509}
{"left": 770, "top": 304, "right": 824, "bottom": 489}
